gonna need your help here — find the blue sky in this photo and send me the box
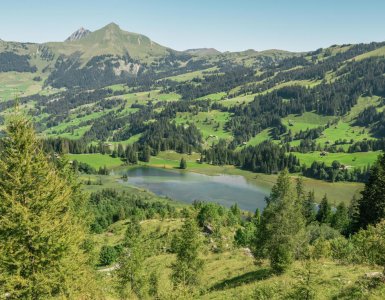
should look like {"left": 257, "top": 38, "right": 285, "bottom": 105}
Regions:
{"left": 1, "top": 0, "right": 385, "bottom": 52}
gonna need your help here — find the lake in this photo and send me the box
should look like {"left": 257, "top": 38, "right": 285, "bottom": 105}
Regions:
{"left": 119, "top": 167, "right": 270, "bottom": 212}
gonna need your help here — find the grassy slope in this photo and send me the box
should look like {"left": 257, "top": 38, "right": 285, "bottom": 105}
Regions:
{"left": 66, "top": 153, "right": 124, "bottom": 169}
{"left": 95, "top": 218, "right": 385, "bottom": 300}
{"left": 294, "top": 151, "right": 381, "bottom": 169}
{"left": 46, "top": 23, "right": 170, "bottom": 64}
{"left": 174, "top": 110, "right": 232, "bottom": 141}
{"left": 0, "top": 72, "right": 45, "bottom": 101}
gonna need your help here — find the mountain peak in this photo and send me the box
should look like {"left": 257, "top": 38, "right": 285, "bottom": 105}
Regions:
{"left": 65, "top": 27, "right": 91, "bottom": 42}
{"left": 103, "top": 22, "right": 121, "bottom": 30}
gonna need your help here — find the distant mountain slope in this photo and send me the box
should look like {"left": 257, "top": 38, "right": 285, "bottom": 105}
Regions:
{"left": 48, "top": 23, "right": 172, "bottom": 64}
{"left": 184, "top": 48, "right": 221, "bottom": 56}
{"left": 65, "top": 27, "right": 91, "bottom": 42}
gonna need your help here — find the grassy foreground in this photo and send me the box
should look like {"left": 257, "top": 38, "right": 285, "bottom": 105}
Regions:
{"left": 96, "top": 218, "right": 385, "bottom": 300}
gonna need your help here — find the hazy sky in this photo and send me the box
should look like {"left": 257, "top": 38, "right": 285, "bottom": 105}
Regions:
{"left": 1, "top": 0, "right": 385, "bottom": 52}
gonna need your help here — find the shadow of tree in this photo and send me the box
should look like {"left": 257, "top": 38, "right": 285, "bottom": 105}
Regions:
{"left": 209, "top": 268, "right": 273, "bottom": 291}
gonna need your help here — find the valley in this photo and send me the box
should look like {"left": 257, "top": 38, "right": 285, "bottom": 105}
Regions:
{"left": 2, "top": 19, "right": 385, "bottom": 300}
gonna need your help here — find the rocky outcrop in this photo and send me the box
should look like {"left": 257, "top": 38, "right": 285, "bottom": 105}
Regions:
{"left": 65, "top": 27, "right": 91, "bottom": 42}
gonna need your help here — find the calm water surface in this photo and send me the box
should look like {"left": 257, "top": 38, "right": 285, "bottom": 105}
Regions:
{"left": 119, "top": 167, "right": 270, "bottom": 212}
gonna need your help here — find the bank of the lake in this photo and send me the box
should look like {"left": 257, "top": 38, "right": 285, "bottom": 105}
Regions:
{"left": 68, "top": 151, "right": 364, "bottom": 206}
{"left": 119, "top": 166, "right": 269, "bottom": 212}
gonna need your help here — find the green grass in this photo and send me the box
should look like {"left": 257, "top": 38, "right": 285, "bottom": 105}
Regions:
{"left": 51, "top": 125, "right": 92, "bottom": 140}
{"left": 144, "top": 151, "right": 204, "bottom": 169}
{"left": 110, "top": 90, "right": 180, "bottom": 107}
{"left": 354, "top": 45, "right": 385, "bottom": 60}
{"left": 95, "top": 217, "right": 385, "bottom": 300}
{"left": 243, "top": 128, "right": 273, "bottom": 146}
{"left": 294, "top": 151, "right": 381, "bottom": 169}
{"left": 221, "top": 93, "right": 257, "bottom": 107}
{"left": 66, "top": 153, "right": 124, "bottom": 169}
{"left": 42, "top": 110, "right": 106, "bottom": 138}
{"left": 174, "top": 110, "right": 232, "bottom": 142}
{"left": 196, "top": 92, "right": 227, "bottom": 101}
{"left": 0, "top": 72, "right": 44, "bottom": 101}
{"left": 315, "top": 120, "right": 371, "bottom": 147}
{"left": 283, "top": 112, "right": 335, "bottom": 134}
{"left": 104, "top": 83, "right": 129, "bottom": 92}
{"left": 165, "top": 67, "right": 218, "bottom": 82}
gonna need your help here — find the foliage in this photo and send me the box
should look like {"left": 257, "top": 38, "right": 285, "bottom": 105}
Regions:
{"left": 0, "top": 114, "right": 99, "bottom": 299}
{"left": 171, "top": 218, "right": 204, "bottom": 287}
{"left": 255, "top": 169, "right": 306, "bottom": 273}
{"left": 180, "top": 157, "right": 187, "bottom": 169}
{"left": 356, "top": 153, "right": 385, "bottom": 229}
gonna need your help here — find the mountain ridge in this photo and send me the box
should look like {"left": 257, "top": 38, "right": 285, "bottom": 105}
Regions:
{"left": 65, "top": 27, "right": 91, "bottom": 42}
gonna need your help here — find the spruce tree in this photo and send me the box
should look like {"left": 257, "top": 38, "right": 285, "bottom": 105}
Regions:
{"left": 256, "top": 169, "right": 305, "bottom": 273}
{"left": 266, "top": 168, "right": 292, "bottom": 204}
{"left": 117, "top": 220, "right": 146, "bottom": 299}
{"left": 0, "top": 114, "right": 99, "bottom": 299}
{"left": 316, "top": 194, "right": 332, "bottom": 224}
{"left": 171, "top": 218, "right": 204, "bottom": 287}
{"left": 180, "top": 157, "right": 187, "bottom": 169}
{"left": 331, "top": 202, "right": 350, "bottom": 234}
{"left": 303, "top": 190, "right": 316, "bottom": 224}
{"left": 356, "top": 153, "right": 385, "bottom": 229}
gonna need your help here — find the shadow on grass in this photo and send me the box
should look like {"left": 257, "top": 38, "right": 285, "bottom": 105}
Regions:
{"left": 209, "top": 268, "right": 273, "bottom": 291}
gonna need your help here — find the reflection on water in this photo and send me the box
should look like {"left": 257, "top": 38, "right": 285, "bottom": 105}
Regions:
{"left": 119, "top": 167, "right": 270, "bottom": 212}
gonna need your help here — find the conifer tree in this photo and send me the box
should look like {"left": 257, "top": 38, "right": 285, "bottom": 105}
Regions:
{"left": 171, "top": 218, "right": 204, "bottom": 287}
{"left": 356, "top": 153, "right": 385, "bottom": 229}
{"left": 117, "top": 219, "right": 146, "bottom": 299}
{"left": 316, "top": 195, "right": 332, "bottom": 224}
{"left": 295, "top": 176, "right": 306, "bottom": 203}
{"left": 266, "top": 168, "right": 292, "bottom": 204}
{"left": 256, "top": 169, "right": 305, "bottom": 273}
{"left": 180, "top": 157, "right": 187, "bottom": 169}
{"left": 0, "top": 114, "right": 99, "bottom": 299}
{"left": 331, "top": 202, "right": 350, "bottom": 234}
{"left": 303, "top": 190, "right": 316, "bottom": 224}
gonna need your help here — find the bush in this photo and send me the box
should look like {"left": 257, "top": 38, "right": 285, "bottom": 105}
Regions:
{"left": 270, "top": 244, "right": 293, "bottom": 274}
{"left": 99, "top": 245, "right": 119, "bottom": 266}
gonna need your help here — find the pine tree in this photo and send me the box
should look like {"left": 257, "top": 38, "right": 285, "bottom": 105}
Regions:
{"left": 303, "top": 190, "right": 316, "bottom": 224}
{"left": 295, "top": 176, "right": 306, "bottom": 203}
{"left": 180, "top": 157, "right": 187, "bottom": 169}
{"left": 117, "top": 143, "right": 124, "bottom": 158}
{"left": 256, "top": 169, "right": 305, "bottom": 273}
{"left": 316, "top": 194, "right": 332, "bottom": 224}
{"left": 117, "top": 219, "right": 146, "bottom": 299}
{"left": 331, "top": 202, "right": 350, "bottom": 234}
{"left": 0, "top": 114, "right": 99, "bottom": 299}
{"left": 356, "top": 153, "right": 385, "bottom": 229}
{"left": 171, "top": 218, "right": 204, "bottom": 287}
{"left": 266, "top": 168, "right": 292, "bottom": 204}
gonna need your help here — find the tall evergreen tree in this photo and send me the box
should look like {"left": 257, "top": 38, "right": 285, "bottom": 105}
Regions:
{"left": 316, "top": 194, "right": 332, "bottom": 224}
{"left": 117, "top": 219, "right": 146, "bottom": 299}
{"left": 171, "top": 218, "right": 204, "bottom": 287}
{"left": 295, "top": 176, "right": 306, "bottom": 204}
{"left": 266, "top": 168, "right": 292, "bottom": 204}
{"left": 0, "top": 114, "right": 99, "bottom": 299}
{"left": 180, "top": 157, "right": 187, "bottom": 169}
{"left": 303, "top": 190, "right": 316, "bottom": 224}
{"left": 356, "top": 153, "right": 385, "bottom": 229}
{"left": 256, "top": 169, "right": 305, "bottom": 273}
{"left": 331, "top": 202, "right": 350, "bottom": 234}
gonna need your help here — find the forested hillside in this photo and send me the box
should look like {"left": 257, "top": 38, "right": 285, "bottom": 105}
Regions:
{"left": 2, "top": 22, "right": 385, "bottom": 299}
{"left": 1, "top": 114, "right": 385, "bottom": 299}
{"left": 1, "top": 26, "right": 385, "bottom": 184}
